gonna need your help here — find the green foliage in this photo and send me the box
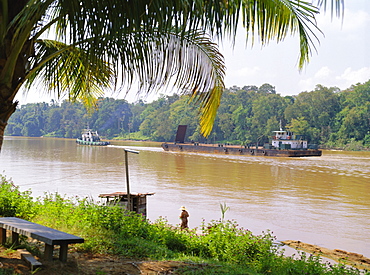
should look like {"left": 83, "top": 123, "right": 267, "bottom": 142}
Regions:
{"left": 343, "top": 139, "right": 365, "bottom": 151}
{"left": 0, "top": 174, "right": 35, "bottom": 219}
{"left": 364, "top": 134, "right": 370, "bottom": 147}
{"left": 114, "top": 237, "right": 170, "bottom": 259}
{"left": 256, "top": 251, "right": 370, "bottom": 275}
{"left": 5, "top": 80, "right": 370, "bottom": 150}
{"left": 116, "top": 132, "right": 150, "bottom": 141}
{"left": 0, "top": 268, "right": 17, "bottom": 275}
{"left": 31, "top": 193, "right": 134, "bottom": 254}
{"left": 0, "top": 177, "right": 369, "bottom": 274}
{"left": 198, "top": 220, "right": 276, "bottom": 265}
{"left": 220, "top": 202, "right": 230, "bottom": 221}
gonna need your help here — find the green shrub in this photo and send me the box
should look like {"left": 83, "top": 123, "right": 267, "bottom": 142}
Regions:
{"left": 0, "top": 268, "right": 16, "bottom": 275}
{"left": 1, "top": 175, "right": 369, "bottom": 275}
{"left": 114, "top": 237, "right": 171, "bottom": 259}
{"left": 0, "top": 174, "right": 35, "bottom": 219}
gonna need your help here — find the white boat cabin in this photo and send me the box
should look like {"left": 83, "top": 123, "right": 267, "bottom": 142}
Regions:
{"left": 271, "top": 130, "right": 307, "bottom": 149}
{"left": 81, "top": 129, "right": 101, "bottom": 142}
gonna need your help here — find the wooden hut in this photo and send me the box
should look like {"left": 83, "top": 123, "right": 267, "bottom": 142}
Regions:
{"left": 98, "top": 192, "right": 154, "bottom": 216}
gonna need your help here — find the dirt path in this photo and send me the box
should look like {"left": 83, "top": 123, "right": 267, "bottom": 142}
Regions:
{"left": 2, "top": 242, "right": 370, "bottom": 274}
{"left": 0, "top": 247, "right": 194, "bottom": 274}
{"left": 282, "top": 240, "right": 370, "bottom": 270}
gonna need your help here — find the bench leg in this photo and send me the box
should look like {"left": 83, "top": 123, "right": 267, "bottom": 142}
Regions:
{"left": 11, "top": 232, "right": 19, "bottom": 246}
{"left": 0, "top": 229, "right": 6, "bottom": 245}
{"left": 44, "top": 244, "right": 54, "bottom": 261}
{"left": 59, "top": 244, "right": 68, "bottom": 262}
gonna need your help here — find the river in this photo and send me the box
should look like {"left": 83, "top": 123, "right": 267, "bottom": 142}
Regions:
{"left": 1, "top": 137, "right": 369, "bottom": 258}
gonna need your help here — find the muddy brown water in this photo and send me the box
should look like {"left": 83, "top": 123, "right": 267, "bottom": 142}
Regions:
{"left": 1, "top": 137, "right": 369, "bottom": 258}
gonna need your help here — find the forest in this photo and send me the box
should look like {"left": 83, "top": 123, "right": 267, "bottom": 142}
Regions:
{"left": 5, "top": 80, "right": 370, "bottom": 150}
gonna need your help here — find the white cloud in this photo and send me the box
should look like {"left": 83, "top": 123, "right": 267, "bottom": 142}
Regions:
{"left": 224, "top": 66, "right": 263, "bottom": 88}
{"left": 298, "top": 66, "right": 336, "bottom": 92}
{"left": 317, "top": 7, "right": 369, "bottom": 30}
{"left": 298, "top": 66, "right": 370, "bottom": 93}
{"left": 229, "top": 66, "right": 262, "bottom": 77}
{"left": 314, "top": 66, "right": 333, "bottom": 79}
{"left": 342, "top": 9, "right": 370, "bottom": 32}
{"left": 336, "top": 67, "right": 370, "bottom": 86}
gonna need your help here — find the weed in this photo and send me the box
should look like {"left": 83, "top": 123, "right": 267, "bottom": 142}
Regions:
{"left": 1, "top": 173, "right": 369, "bottom": 275}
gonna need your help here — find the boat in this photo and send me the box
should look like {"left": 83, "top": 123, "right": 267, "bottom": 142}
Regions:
{"left": 76, "top": 129, "right": 110, "bottom": 146}
{"left": 161, "top": 125, "right": 322, "bottom": 157}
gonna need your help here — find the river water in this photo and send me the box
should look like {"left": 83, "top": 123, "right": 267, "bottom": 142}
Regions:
{"left": 1, "top": 137, "right": 369, "bottom": 258}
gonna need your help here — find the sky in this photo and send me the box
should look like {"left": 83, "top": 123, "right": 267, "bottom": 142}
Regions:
{"left": 16, "top": 0, "right": 370, "bottom": 104}
{"left": 220, "top": 0, "right": 370, "bottom": 96}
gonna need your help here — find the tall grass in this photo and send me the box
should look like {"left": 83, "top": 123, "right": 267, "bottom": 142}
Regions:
{"left": 0, "top": 174, "right": 369, "bottom": 275}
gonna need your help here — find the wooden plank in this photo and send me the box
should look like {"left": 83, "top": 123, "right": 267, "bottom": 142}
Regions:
{"left": 0, "top": 217, "right": 84, "bottom": 263}
{"left": 0, "top": 217, "right": 84, "bottom": 245}
{"left": 18, "top": 249, "right": 42, "bottom": 271}
{"left": 59, "top": 243, "right": 68, "bottom": 262}
{"left": 11, "top": 231, "right": 19, "bottom": 246}
{"left": 44, "top": 243, "right": 54, "bottom": 261}
{"left": 0, "top": 228, "right": 6, "bottom": 245}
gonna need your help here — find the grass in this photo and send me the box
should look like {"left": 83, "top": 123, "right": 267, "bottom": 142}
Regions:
{"left": 0, "top": 173, "right": 369, "bottom": 275}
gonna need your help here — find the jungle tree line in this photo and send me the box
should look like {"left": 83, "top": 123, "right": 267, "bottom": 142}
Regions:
{"left": 2, "top": 0, "right": 342, "bottom": 152}
{"left": 5, "top": 80, "right": 370, "bottom": 150}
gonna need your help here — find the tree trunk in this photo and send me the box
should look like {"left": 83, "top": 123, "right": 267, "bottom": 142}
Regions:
{"left": 0, "top": 99, "right": 18, "bottom": 152}
{"left": 0, "top": 1, "right": 30, "bottom": 152}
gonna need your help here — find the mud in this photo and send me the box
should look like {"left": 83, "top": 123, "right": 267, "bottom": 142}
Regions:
{"left": 282, "top": 240, "right": 370, "bottom": 270}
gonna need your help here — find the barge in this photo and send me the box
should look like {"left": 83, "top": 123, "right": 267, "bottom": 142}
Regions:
{"left": 161, "top": 125, "right": 322, "bottom": 157}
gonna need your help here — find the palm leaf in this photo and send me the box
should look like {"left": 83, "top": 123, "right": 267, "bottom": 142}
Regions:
{"left": 25, "top": 39, "right": 114, "bottom": 107}
{"left": 10, "top": 0, "right": 345, "bottom": 137}
{"left": 44, "top": 0, "right": 324, "bottom": 136}
{"left": 317, "top": 0, "right": 344, "bottom": 17}
{"left": 25, "top": 29, "right": 225, "bottom": 136}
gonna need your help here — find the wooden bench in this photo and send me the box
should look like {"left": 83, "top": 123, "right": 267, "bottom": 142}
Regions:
{"left": 0, "top": 217, "right": 84, "bottom": 262}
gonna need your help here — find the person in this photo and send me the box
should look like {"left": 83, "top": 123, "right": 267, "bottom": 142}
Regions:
{"left": 179, "top": 206, "right": 189, "bottom": 229}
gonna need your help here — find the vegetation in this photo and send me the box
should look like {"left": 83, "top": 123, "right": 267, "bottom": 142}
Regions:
{"left": 5, "top": 80, "right": 370, "bottom": 150}
{"left": 1, "top": 174, "right": 369, "bottom": 274}
{"left": 0, "top": 0, "right": 345, "bottom": 151}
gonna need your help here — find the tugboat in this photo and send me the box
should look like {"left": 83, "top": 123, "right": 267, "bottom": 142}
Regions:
{"left": 161, "top": 125, "right": 321, "bottom": 157}
{"left": 76, "top": 129, "right": 110, "bottom": 146}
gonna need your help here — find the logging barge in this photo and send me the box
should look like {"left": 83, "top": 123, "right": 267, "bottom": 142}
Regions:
{"left": 161, "top": 125, "right": 322, "bottom": 157}
{"left": 76, "top": 129, "right": 110, "bottom": 146}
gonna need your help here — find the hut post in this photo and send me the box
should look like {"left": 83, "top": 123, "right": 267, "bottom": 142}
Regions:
{"left": 124, "top": 149, "right": 139, "bottom": 211}
{"left": 124, "top": 150, "right": 130, "bottom": 211}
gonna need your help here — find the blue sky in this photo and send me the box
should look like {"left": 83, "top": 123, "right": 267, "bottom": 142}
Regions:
{"left": 16, "top": 0, "right": 370, "bottom": 104}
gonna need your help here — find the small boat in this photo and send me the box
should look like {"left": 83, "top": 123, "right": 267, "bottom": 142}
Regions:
{"left": 161, "top": 125, "right": 322, "bottom": 157}
{"left": 76, "top": 129, "right": 110, "bottom": 146}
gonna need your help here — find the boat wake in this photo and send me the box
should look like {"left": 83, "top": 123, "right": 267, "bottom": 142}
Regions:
{"left": 107, "top": 145, "right": 163, "bottom": 152}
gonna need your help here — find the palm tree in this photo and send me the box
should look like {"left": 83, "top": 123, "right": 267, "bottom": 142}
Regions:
{"left": 0, "top": 0, "right": 343, "bottom": 151}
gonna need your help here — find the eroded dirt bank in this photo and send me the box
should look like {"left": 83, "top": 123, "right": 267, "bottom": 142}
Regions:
{"left": 282, "top": 240, "right": 370, "bottom": 270}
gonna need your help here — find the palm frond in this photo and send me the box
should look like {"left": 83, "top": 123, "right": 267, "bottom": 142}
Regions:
{"left": 49, "top": 0, "right": 323, "bottom": 70}
{"left": 24, "top": 29, "right": 225, "bottom": 135}
{"left": 0, "top": 0, "right": 9, "bottom": 43}
{"left": 241, "top": 0, "right": 321, "bottom": 68}
{"left": 8, "top": 0, "right": 345, "bottom": 137}
{"left": 115, "top": 29, "right": 226, "bottom": 136}
{"left": 316, "top": 0, "right": 345, "bottom": 18}
{"left": 25, "top": 39, "right": 114, "bottom": 107}
{"left": 1, "top": 0, "right": 45, "bottom": 86}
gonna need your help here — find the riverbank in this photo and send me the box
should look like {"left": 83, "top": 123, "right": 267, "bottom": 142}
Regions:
{"left": 282, "top": 240, "right": 370, "bottom": 270}
{"left": 2, "top": 242, "right": 370, "bottom": 274}
{"left": 2, "top": 240, "right": 370, "bottom": 274}
{"left": 1, "top": 174, "right": 369, "bottom": 275}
